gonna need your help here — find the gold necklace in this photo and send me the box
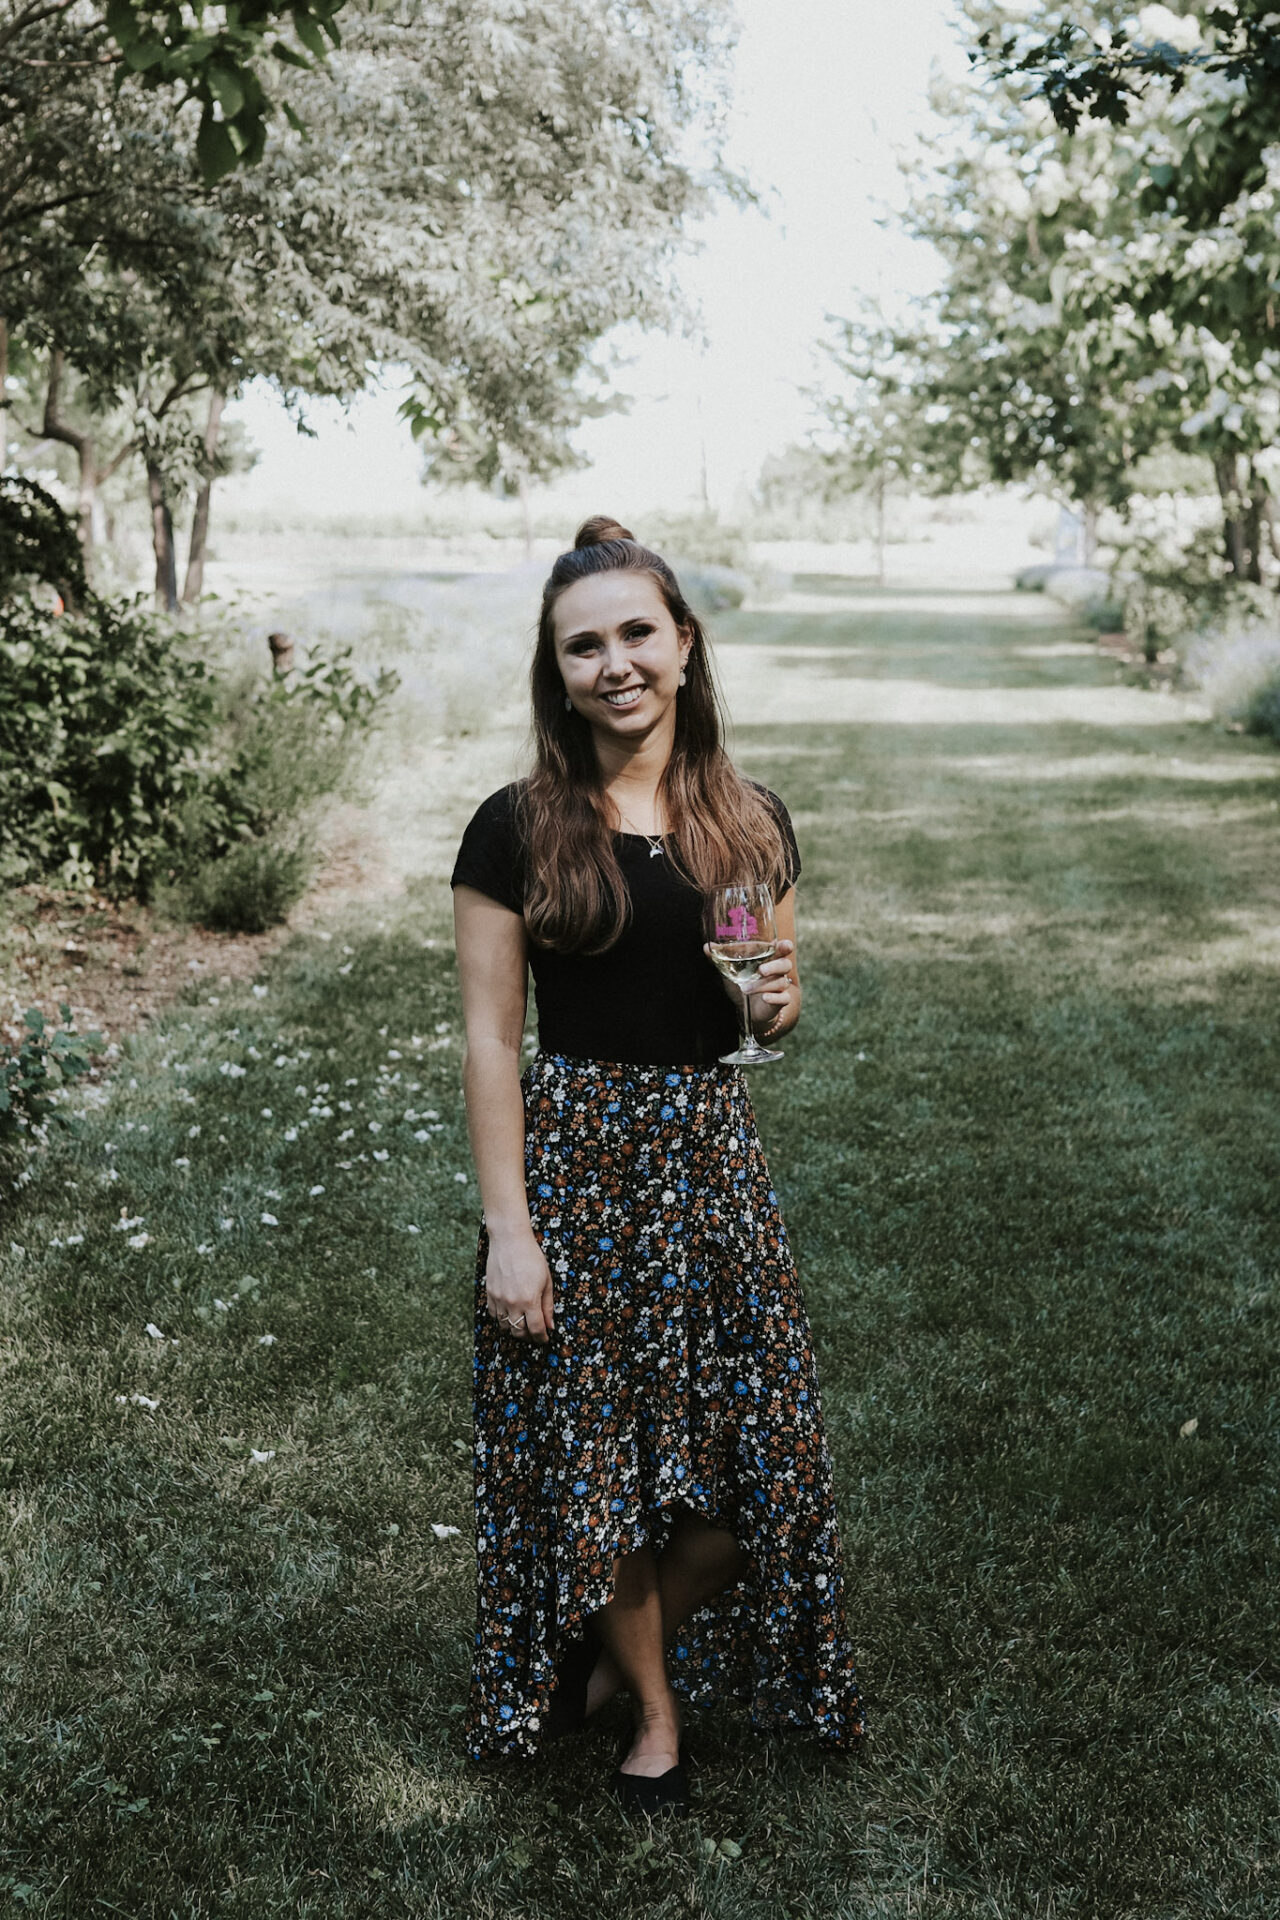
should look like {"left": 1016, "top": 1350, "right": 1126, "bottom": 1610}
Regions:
{"left": 617, "top": 812, "right": 666, "bottom": 859}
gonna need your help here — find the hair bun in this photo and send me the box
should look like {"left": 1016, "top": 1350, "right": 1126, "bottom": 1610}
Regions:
{"left": 574, "top": 515, "right": 635, "bottom": 549}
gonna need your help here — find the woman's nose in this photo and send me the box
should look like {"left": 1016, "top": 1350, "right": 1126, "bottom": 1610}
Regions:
{"left": 600, "top": 641, "right": 631, "bottom": 678}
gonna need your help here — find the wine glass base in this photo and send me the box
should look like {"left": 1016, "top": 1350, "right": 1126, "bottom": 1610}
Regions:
{"left": 719, "top": 1043, "right": 784, "bottom": 1066}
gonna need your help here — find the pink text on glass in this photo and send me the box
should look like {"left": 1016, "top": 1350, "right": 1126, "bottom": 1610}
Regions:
{"left": 715, "top": 906, "right": 758, "bottom": 940}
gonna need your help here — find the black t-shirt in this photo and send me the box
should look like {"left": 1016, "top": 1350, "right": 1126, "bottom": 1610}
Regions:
{"left": 450, "top": 781, "right": 801, "bottom": 1067}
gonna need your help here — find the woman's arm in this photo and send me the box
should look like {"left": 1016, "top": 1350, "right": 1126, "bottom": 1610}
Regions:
{"left": 752, "top": 887, "right": 801, "bottom": 1042}
{"left": 453, "top": 885, "right": 555, "bottom": 1344}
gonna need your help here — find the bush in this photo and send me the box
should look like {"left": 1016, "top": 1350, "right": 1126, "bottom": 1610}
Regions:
{"left": 0, "top": 587, "right": 218, "bottom": 892}
{"left": 1184, "top": 616, "right": 1280, "bottom": 743}
{"left": 173, "top": 834, "right": 316, "bottom": 933}
{"left": 0, "top": 1003, "right": 103, "bottom": 1159}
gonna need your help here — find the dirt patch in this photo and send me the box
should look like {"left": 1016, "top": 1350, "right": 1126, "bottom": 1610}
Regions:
{"left": 0, "top": 885, "right": 287, "bottom": 1053}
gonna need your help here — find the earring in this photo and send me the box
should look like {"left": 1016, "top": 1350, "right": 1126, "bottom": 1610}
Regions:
{"left": 564, "top": 695, "right": 573, "bottom": 712}
{"left": 678, "top": 668, "right": 687, "bottom": 686}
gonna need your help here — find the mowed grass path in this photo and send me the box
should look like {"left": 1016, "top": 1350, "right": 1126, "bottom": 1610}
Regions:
{"left": 3, "top": 580, "right": 1278, "bottom": 1917}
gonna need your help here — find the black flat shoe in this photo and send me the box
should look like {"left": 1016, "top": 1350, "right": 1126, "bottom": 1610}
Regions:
{"left": 608, "top": 1737, "right": 692, "bottom": 1820}
{"left": 543, "top": 1616, "right": 603, "bottom": 1742}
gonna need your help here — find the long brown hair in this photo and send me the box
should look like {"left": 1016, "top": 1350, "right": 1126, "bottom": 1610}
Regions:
{"left": 519, "top": 515, "right": 792, "bottom": 954}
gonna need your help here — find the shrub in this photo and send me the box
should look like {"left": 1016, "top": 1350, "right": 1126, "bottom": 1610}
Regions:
{"left": 0, "top": 482, "right": 399, "bottom": 909}
{"left": 0, "top": 587, "right": 218, "bottom": 893}
{"left": 173, "top": 835, "right": 316, "bottom": 933}
{"left": 1184, "top": 616, "right": 1280, "bottom": 743}
{"left": 0, "top": 1003, "right": 103, "bottom": 1159}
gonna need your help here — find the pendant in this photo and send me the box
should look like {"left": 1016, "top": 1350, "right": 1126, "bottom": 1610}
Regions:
{"left": 649, "top": 843, "right": 663, "bottom": 858}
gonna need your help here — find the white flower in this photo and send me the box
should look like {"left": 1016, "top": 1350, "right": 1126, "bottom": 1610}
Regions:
{"left": 453, "top": 1173, "right": 468, "bottom": 1185}
{"left": 368, "top": 1121, "right": 381, "bottom": 1134}
{"left": 434, "top": 1022, "right": 450, "bottom": 1035}
{"left": 173, "top": 1157, "right": 190, "bottom": 1169}
{"left": 145, "top": 1322, "right": 165, "bottom": 1339}
{"left": 260, "top": 1212, "right": 278, "bottom": 1226}
{"left": 317, "top": 930, "right": 332, "bottom": 942}
{"left": 214, "top": 1297, "right": 233, "bottom": 1311}
{"left": 219, "top": 1218, "right": 234, "bottom": 1231}
{"left": 196, "top": 1243, "right": 213, "bottom": 1255}
{"left": 430, "top": 1522, "right": 461, "bottom": 1540}
{"left": 113, "top": 1214, "right": 145, "bottom": 1232}
{"left": 413, "top": 1129, "right": 430, "bottom": 1142}
{"left": 337, "top": 963, "right": 353, "bottom": 976}
{"left": 128, "top": 1233, "right": 150, "bottom": 1250}
{"left": 338, "top": 1128, "right": 354, "bottom": 1142}
{"left": 275, "top": 1055, "right": 290, "bottom": 1067}
{"left": 261, "top": 1108, "right": 273, "bottom": 1119}
{"left": 219, "top": 1062, "right": 246, "bottom": 1079}
{"left": 257, "top": 1333, "right": 277, "bottom": 1346}
{"left": 387, "top": 1048, "right": 402, "bottom": 1060}
{"left": 423, "top": 1110, "right": 439, "bottom": 1121}
{"left": 188, "top": 1124, "right": 201, "bottom": 1138}
{"left": 65, "top": 1233, "right": 84, "bottom": 1246}
{"left": 406, "top": 1224, "right": 421, "bottom": 1234}
{"left": 372, "top": 1149, "right": 390, "bottom": 1162}
{"left": 252, "top": 984, "right": 269, "bottom": 998}
{"left": 249, "top": 1448, "right": 275, "bottom": 1464}
{"left": 119, "top": 1392, "right": 159, "bottom": 1410}
{"left": 284, "top": 1126, "right": 298, "bottom": 1142}
{"left": 294, "top": 1085, "right": 307, "bottom": 1097}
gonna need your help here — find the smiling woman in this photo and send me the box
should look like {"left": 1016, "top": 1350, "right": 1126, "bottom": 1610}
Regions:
{"left": 449, "top": 518, "right": 864, "bottom": 1819}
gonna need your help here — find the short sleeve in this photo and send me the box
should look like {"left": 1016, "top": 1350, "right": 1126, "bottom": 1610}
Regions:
{"left": 752, "top": 783, "right": 801, "bottom": 891}
{"left": 450, "top": 785, "right": 526, "bottom": 915}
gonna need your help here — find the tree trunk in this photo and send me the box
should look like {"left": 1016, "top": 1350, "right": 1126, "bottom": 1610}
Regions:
{"left": 1214, "top": 452, "right": 1252, "bottom": 577}
{"left": 146, "top": 458, "right": 179, "bottom": 613}
{"left": 182, "top": 389, "right": 225, "bottom": 605}
{"left": 1081, "top": 502, "right": 1100, "bottom": 566}
{"left": 41, "top": 347, "right": 97, "bottom": 573}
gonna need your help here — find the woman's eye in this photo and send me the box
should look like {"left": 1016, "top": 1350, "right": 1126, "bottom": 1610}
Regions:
{"left": 626, "top": 625, "right": 655, "bottom": 640}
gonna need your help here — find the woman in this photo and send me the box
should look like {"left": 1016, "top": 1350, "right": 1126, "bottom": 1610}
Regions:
{"left": 451, "top": 517, "right": 863, "bottom": 1817}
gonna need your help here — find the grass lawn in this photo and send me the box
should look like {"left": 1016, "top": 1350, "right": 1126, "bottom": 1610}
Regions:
{"left": 2, "top": 579, "right": 1278, "bottom": 1917}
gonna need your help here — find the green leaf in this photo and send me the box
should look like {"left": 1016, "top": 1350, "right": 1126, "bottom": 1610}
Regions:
{"left": 271, "top": 38, "right": 312, "bottom": 69}
{"left": 122, "top": 30, "right": 168, "bottom": 71}
{"left": 104, "top": 0, "right": 139, "bottom": 47}
{"left": 23, "top": 1008, "right": 45, "bottom": 1037}
{"left": 205, "top": 63, "right": 246, "bottom": 119}
{"left": 281, "top": 100, "right": 308, "bottom": 135}
{"left": 291, "top": 8, "right": 329, "bottom": 59}
{"left": 196, "top": 112, "right": 240, "bottom": 185}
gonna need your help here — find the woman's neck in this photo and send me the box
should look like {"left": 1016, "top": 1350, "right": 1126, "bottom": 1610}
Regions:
{"left": 593, "top": 719, "right": 674, "bottom": 833}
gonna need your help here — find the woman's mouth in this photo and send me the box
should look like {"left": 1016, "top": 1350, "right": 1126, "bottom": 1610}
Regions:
{"left": 602, "top": 686, "right": 644, "bottom": 709}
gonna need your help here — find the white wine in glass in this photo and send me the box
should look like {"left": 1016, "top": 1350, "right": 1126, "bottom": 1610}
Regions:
{"left": 705, "top": 882, "right": 784, "bottom": 1065}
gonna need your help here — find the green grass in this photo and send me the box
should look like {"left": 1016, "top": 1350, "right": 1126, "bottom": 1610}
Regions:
{"left": 3, "top": 579, "right": 1279, "bottom": 1917}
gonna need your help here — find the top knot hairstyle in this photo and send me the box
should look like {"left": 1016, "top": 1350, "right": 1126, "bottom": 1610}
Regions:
{"left": 519, "top": 515, "right": 794, "bottom": 954}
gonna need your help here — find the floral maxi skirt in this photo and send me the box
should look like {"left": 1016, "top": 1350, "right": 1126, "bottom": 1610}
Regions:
{"left": 464, "top": 1050, "right": 865, "bottom": 1762}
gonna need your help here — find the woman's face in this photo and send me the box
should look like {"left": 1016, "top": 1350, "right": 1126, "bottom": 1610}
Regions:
{"left": 552, "top": 570, "right": 691, "bottom": 742}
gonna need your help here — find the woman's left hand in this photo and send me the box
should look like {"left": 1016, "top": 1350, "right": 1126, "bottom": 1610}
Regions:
{"left": 751, "top": 937, "right": 799, "bottom": 1039}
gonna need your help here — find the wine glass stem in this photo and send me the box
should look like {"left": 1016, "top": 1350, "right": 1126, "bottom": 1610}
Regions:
{"left": 738, "top": 982, "right": 759, "bottom": 1054}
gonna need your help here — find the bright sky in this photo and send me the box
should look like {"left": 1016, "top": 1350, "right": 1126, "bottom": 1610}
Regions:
{"left": 222, "top": 0, "right": 972, "bottom": 523}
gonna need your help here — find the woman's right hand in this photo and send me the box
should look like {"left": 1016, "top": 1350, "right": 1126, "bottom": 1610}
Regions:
{"left": 482, "top": 1225, "right": 556, "bottom": 1344}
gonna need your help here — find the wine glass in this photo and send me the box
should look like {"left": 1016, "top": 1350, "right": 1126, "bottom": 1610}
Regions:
{"left": 704, "top": 882, "right": 784, "bottom": 1066}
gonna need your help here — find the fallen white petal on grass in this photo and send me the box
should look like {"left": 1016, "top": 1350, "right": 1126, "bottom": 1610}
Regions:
{"left": 413, "top": 1129, "right": 430, "bottom": 1142}
{"left": 214, "top": 1297, "right": 233, "bottom": 1311}
{"left": 372, "top": 1149, "right": 390, "bottom": 1162}
{"left": 406, "top": 1224, "right": 421, "bottom": 1234}
{"left": 261, "top": 1108, "right": 273, "bottom": 1119}
{"left": 65, "top": 1233, "right": 84, "bottom": 1246}
{"left": 309, "top": 1185, "right": 325, "bottom": 1196}
{"left": 337, "top": 963, "right": 354, "bottom": 976}
{"left": 196, "top": 1243, "right": 213, "bottom": 1255}
{"left": 257, "top": 1333, "right": 277, "bottom": 1346}
{"left": 115, "top": 1392, "right": 159, "bottom": 1411}
{"left": 173, "top": 1157, "right": 190, "bottom": 1169}
{"left": 260, "top": 1212, "right": 278, "bottom": 1226}
{"left": 252, "top": 984, "right": 269, "bottom": 998}
{"left": 189, "top": 1124, "right": 201, "bottom": 1137}
{"left": 145, "top": 1323, "right": 165, "bottom": 1340}
{"left": 284, "top": 1127, "right": 298, "bottom": 1142}
{"left": 219, "top": 1218, "right": 234, "bottom": 1231}
{"left": 337, "top": 1128, "right": 354, "bottom": 1142}
{"left": 249, "top": 1448, "right": 276, "bottom": 1465}
{"left": 1180, "top": 1416, "right": 1199, "bottom": 1439}
{"left": 113, "top": 1214, "right": 145, "bottom": 1232}
{"left": 434, "top": 1022, "right": 450, "bottom": 1035}
{"left": 453, "top": 1173, "right": 468, "bottom": 1185}
{"left": 430, "top": 1523, "right": 461, "bottom": 1540}
{"left": 128, "top": 1233, "right": 151, "bottom": 1250}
